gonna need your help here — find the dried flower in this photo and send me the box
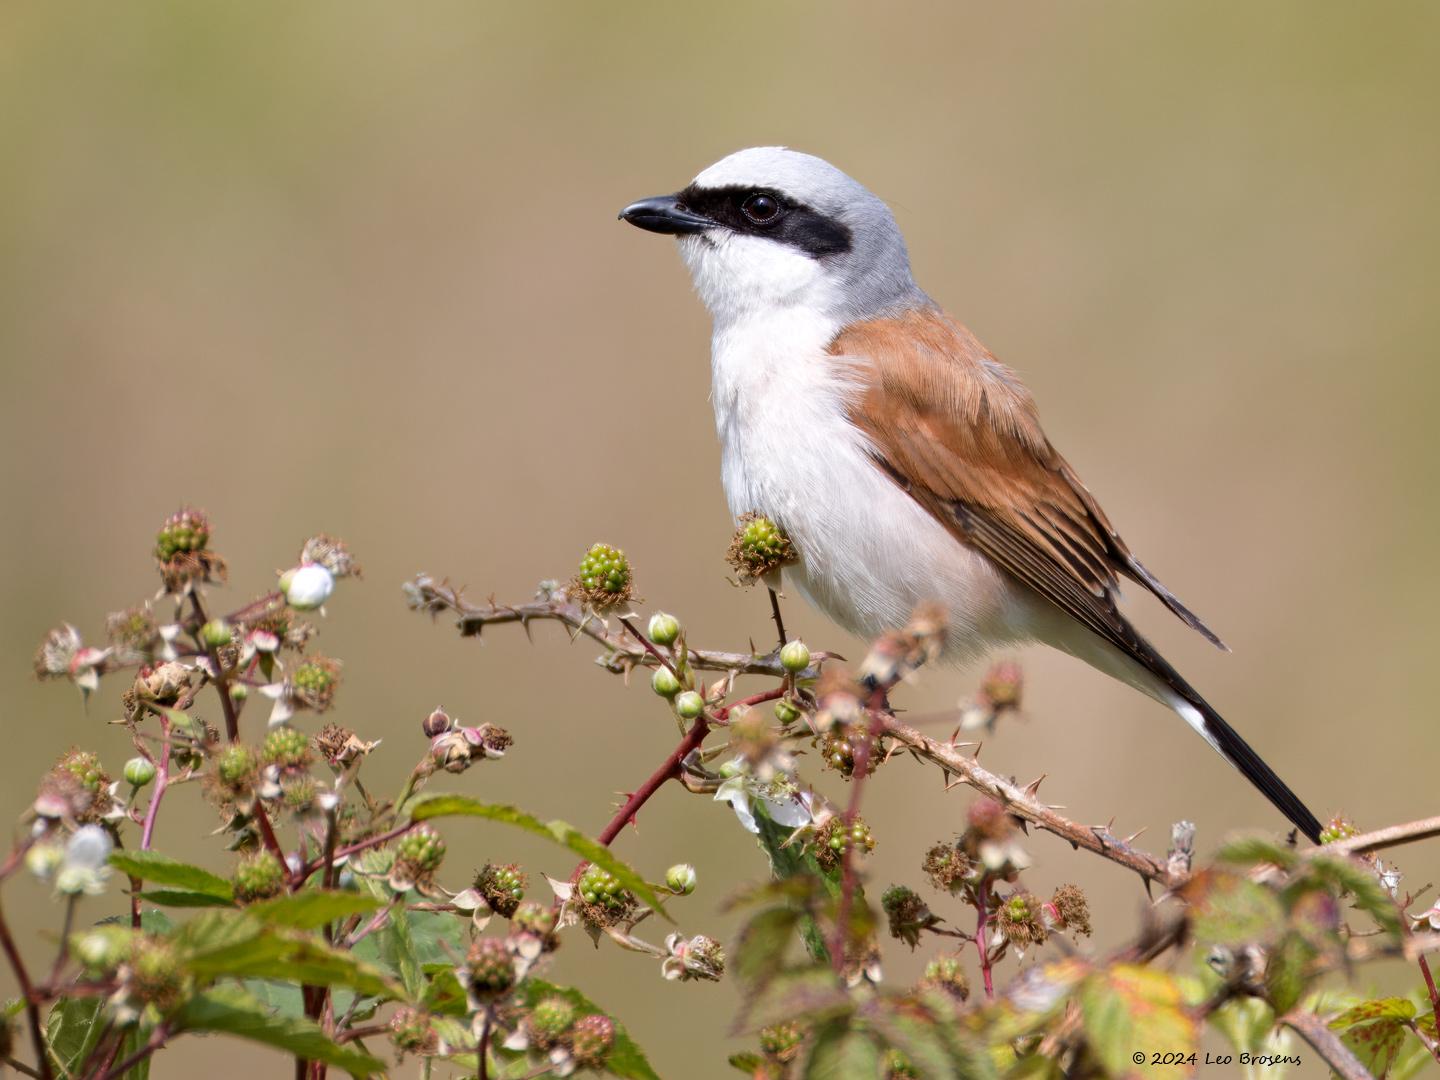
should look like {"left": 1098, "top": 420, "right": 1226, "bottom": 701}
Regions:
{"left": 922, "top": 841, "right": 974, "bottom": 893}
{"left": 882, "top": 884, "right": 938, "bottom": 948}
{"left": 299, "top": 534, "right": 360, "bottom": 579}
{"left": 759, "top": 1021, "right": 805, "bottom": 1064}
{"left": 995, "top": 891, "right": 1048, "bottom": 951}
{"left": 388, "top": 1006, "right": 438, "bottom": 1056}
{"left": 661, "top": 933, "right": 725, "bottom": 981}
{"left": 1048, "top": 883, "right": 1092, "bottom": 937}
{"left": 429, "top": 721, "right": 511, "bottom": 773}
{"left": 918, "top": 953, "right": 970, "bottom": 1002}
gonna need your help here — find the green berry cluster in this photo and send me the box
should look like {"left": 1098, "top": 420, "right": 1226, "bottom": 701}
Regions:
{"left": 129, "top": 936, "right": 186, "bottom": 1011}
{"left": 918, "top": 953, "right": 970, "bottom": 1002}
{"left": 476, "top": 862, "right": 527, "bottom": 917}
{"left": 572, "top": 543, "right": 634, "bottom": 609}
{"left": 263, "top": 726, "right": 312, "bottom": 770}
{"left": 995, "top": 890, "right": 1047, "bottom": 949}
{"left": 59, "top": 749, "right": 107, "bottom": 794}
{"left": 814, "top": 815, "right": 876, "bottom": 872}
{"left": 511, "top": 900, "right": 558, "bottom": 947}
{"left": 290, "top": 656, "right": 340, "bottom": 711}
{"left": 234, "top": 850, "right": 287, "bottom": 903}
{"left": 577, "top": 864, "right": 635, "bottom": 923}
{"left": 464, "top": 937, "right": 515, "bottom": 1000}
{"left": 726, "top": 513, "right": 796, "bottom": 580}
{"left": 396, "top": 826, "right": 446, "bottom": 875}
{"left": 1319, "top": 816, "right": 1360, "bottom": 845}
{"left": 388, "top": 1006, "right": 437, "bottom": 1055}
{"left": 759, "top": 1021, "right": 804, "bottom": 1064}
{"left": 526, "top": 996, "right": 577, "bottom": 1050}
{"left": 155, "top": 508, "right": 211, "bottom": 561}
{"left": 216, "top": 744, "right": 258, "bottom": 789}
{"left": 569, "top": 1014, "right": 615, "bottom": 1069}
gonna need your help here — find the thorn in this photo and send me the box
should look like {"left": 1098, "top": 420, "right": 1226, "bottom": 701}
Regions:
{"left": 1123, "top": 827, "right": 1147, "bottom": 846}
{"left": 1023, "top": 774, "right": 1047, "bottom": 798}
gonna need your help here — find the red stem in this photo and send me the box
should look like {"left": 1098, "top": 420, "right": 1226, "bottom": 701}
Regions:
{"left": 974, "top": 880, "right": 995, "bottom": 1000}
{"left": 0, "top": 892, "right": 52, "bottom": 1080}
{"left": 597, "top": 716, "right": 710, "bottom": 846}
{"left": 828, "top": 705, "right": 880, "bottom": 972}
{"left": 1418, "top": 954, "right": 1440, "bottom": 1059}
{"left": 140, "top": 717, "right": 172, "bottom": 850}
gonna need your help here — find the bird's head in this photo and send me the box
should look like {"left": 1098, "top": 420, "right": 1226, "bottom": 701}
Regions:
{"left": 620, "top": 147, "right": 923, "bottom": 325}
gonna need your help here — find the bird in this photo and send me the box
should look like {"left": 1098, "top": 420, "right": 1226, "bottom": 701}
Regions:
{"left": 619, "top": 146, "right": 1322, "bottom": 844}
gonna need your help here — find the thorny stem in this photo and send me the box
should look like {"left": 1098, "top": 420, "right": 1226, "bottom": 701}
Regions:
{"left": 0, "top": 891, "right": 52, "bottom": 1080}
{"left": 1281, "top": 1009, "right": 1369, "bottom": 1080}
{"left": 1415, "top": 950, "right": 1440, "bottom": 1061}
{"left": 96, "top": 1023, "right": 169, "bottom": 1080}
{"left": 597, "top": 716, "right": 711, "bottom": 847}
{"left": 140, "top": 714, "right": 172, "bottom": 849}
{"left": 1320, "top": 814, "right": 1440, "bottom": 857}
{"left": 767, "top": 587, "right": 787, "bottom": 649}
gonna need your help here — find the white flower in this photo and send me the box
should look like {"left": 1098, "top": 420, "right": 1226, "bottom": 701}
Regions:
{"left": 714, "top": 759, "right": 812, "bottom": 834}
{"left": 282, "top": 564, "right": 335, "bottom": 611}
{"left": 55, "top": 826, "right": 113, "bottom": 896}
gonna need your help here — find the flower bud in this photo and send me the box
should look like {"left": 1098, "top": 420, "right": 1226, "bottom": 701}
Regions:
{"left": 773, "top": 698, "right": 801, "bottom": 725}
{"left": 229, "top": 683, "right": 248, "bottom": 702}
{"left": 647, "top": 612, "right": 681, "bottom": 646}
{"left": 199, "top": 619, "right": 233, "bottom": 650}
{"left": 422, "top": 707, "right": 452, "bottom": 738}
{"left": 281, "top": 564, "right": 335, "bottom": 611}
{"left": 674, "top": 691, "right": 705, "bottom": 720}
{"left": 780, "top": 639, "right": 810, "bottom": 673}
{"left": 123, "top": 757, "right": 157, "bottom": 788}
{"left": 650, "top": 667, "right": 682, "bottom": 698}
{"left": 665, "top": 863, "right": 697, "bottom": 895}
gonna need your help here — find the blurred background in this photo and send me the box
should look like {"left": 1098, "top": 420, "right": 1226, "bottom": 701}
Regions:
{"left": 2, "top": 2, "right": 1437, "bottom": 1075}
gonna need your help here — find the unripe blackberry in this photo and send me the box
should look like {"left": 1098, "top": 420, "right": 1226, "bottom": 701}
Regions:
{"left": 817, "top": 723, "right": 880, "bottom": 779}
{"left": 155, "top": 508, "right": 211, "bottom": 561}
{"left": 216, "top": 744, "right": 259, "bottom": 788}
{"left": 726, "top": 514, "right": 796, "bottom": 580}
{"left": 511, "top": 900, "right": 558, "bottom": 940}
{"left": 814, "top": 815, "right": 876, "bottom": 872}
{"left": 396, "top": 826, "right": 446, "bottom": 876}
{"left": 422, "top": 707, "right": 451, "bottom": 738}
{"left": 129, "top": 936, "right": 185, "bottom": 1010}
{"left": 234, "top": 850, "right": 287, "bottom": 903}
{"left": 526, "top": 996, "right": 576, "bottom": 1050}
{"left": 475, "top": 862, "right": 527, "bottom": 917}
{"left": 1319, "top": 816, "right": 1360, "bottom": 845}
{"left": 577, "top": 864, "right": 635, "bottom": 925}
{"left": 290, "top": 656, "right": 341, "bottom": 711}
{"left": 572, "top": 543, "right": 634, "bottom": 609}
{"left": 59, "top": 750, "right": 107, "bottom": 795}
{"left": 665, "top": 863, "right": 697, "bottom": 896}
{"left": 674, "top": 690, "right": 704, "bottom": 720}
{"left": 123, "top": 756, "right": 157, "bottom": 788}
{"left": 568, "top": 1014, "right": 615, "bottom": 1069}
{"left": 779, "top": 639, "right": 810, "bottom": 674}
{"left": 759, "top": 1020, "right": 804, "bottom": 1063}
{"left": 199, "top": 619, "right": 233, "bottom": 650}
{"left": 651, "top": 667, "right": 682, "bottom": 698}
{"left": 388, "top": 1006, "right": 437, "bottom": 1055}
{"left": 996, "top": 891, "right": 1047, "bottom": 950}
{"left": 647, "top": 612, "right": 680, "bottom": 646}
{"left": 464, "top": 937, "right": 515, "bottom": 1000}
{"left": 263, "top": 726, "right": 312, "bottom": 770}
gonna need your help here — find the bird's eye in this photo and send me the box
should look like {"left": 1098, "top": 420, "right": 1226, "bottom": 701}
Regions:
{"left": 741, "top": 192, "right": 781, "bottom": 224}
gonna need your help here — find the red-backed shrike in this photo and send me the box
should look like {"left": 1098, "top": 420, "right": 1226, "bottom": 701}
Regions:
{"left": 620, "top": 147, "right": 1321, "bottom": 842}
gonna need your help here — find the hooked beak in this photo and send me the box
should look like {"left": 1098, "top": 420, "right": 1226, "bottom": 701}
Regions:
{"left": 618, "top": 194, "right": 713, "bottom": 236}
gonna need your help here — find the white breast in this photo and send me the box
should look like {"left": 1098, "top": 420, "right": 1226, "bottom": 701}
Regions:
{"left": 707, "top": 304, "right": 1028, "bottom": 664}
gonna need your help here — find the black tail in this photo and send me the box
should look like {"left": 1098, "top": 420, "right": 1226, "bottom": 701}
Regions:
{"left": 1188, "top": 694, "right": 1322, "bottom": 844}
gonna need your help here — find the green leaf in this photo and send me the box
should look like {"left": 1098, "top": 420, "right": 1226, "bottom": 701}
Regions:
{"left": 137, "top": 889, "right": 236, "bottom": 908}
{"left": 512, "top": 979, "right": 660, "bottom": 1080}
{"left": 1079, "top": 965, "right": 1198, "bottom": 1079}
{"left": 1188, "top": 872, "right": 1285, "bottom": 946}
{"left": 1330, "top": 998, "right": 1416, "bottom": 1078}
{"left": 733, "top": 906, "right": 802, "bottom": 985}
{"left": 737, "top": 966, "right": 852, "bottom": 1033}
{"left": 172, "top": 986, "right": 384, "bottom": 1078}
{"left": 46, "top": 996, "right": 107, "bottom": 1078}
{"left": 421, "top": 968, "right": 468, "bottom": 1017}
{"left": 408, "top": 795, "right": 670, "bottom": 919}
{"left": 729, "top": 1052, "right": 766, "bottom": 1073}
{"left": 108, "top": 851, "right": 234, "bottom": 901}
{"left": 804, "top": 1020, "right": 881, "bottom": 1079}
{"left": 1215, "top": 834, "right": 1300, "bottom": 870}
{"left": 1264, "top": 931, "right": 1318, "bottom": 1014}
{"left": 244, "top": 890, "right": 382, "bottom": 929}
{"left": 1306, "top": 855, "right": 1402, "bottom": 936}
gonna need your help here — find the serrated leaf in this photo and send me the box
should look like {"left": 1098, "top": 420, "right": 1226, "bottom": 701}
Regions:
{"left": 421, "top": 968, "right": 468, "bottom": 1017}
{"left": 1187, "top": 871, "right": 1285, "bottom": 946}
{"left": 1264, "top": 931, "right": 1318, "bottom": 1014}
{"left": 408, "top": 795, "right": 670, "bottom": 919}
{"left": 1215, "top": 834, "right": 1299, "bottom": 870}
{"left": 244, "top": 890, "right": 382, "bottom": 929}
{"left": 108, "top": 851, "right": 234, "bottom": 900}
{"left": 804, "top": 1020, "right": 881, "bottom": 1078}
{"left": 511, "top": 979, "right": 660, "bottom": 1080}
{"left": 1306, "top": 855, "right": 1402, "bottom": 936}
{"left": 172, "top": 986, "right": 383, "bottom": 1078}
{"left": 1079, "top": 965, "right": 1198, "bottom": 1079}
{"left": 137, "top": 889, "right": 236, "bottom": 908}
{"left": 733, "top": 906, "right": 802, "bottom": 985}
{"left": 46, "top": 996, "right": 107, "bottom": 1078}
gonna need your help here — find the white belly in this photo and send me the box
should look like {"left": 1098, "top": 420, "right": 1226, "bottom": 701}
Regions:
{"left": 709, "top": 308, "right": 1028, "bottom": 665}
